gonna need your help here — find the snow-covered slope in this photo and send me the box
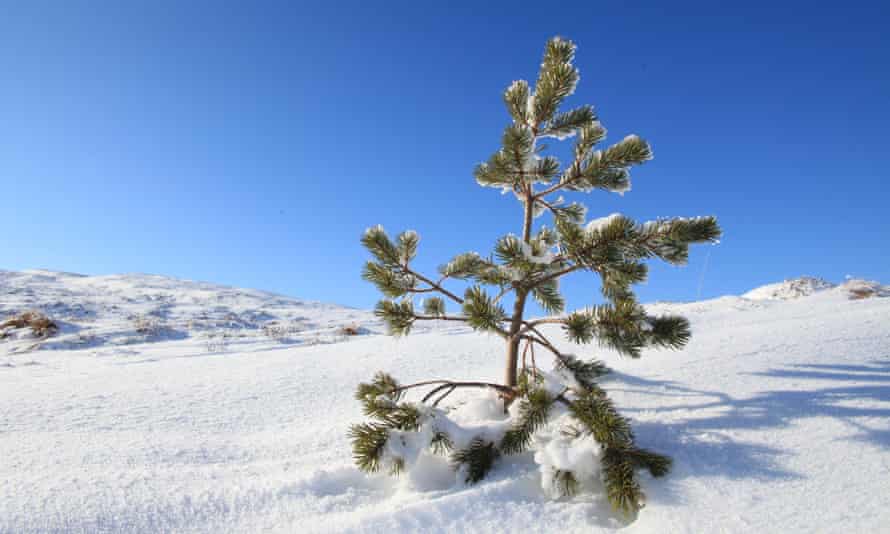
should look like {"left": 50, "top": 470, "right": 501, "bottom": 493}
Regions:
{"left": 741, "top": 276, "right": 889, "bottom": 302}
{"left": 741, "top": 276, "right": 836, "bottom": 300}
{"left": 0, "top": 269, "right": 374, "bottom": 355}
{"left": 1, "top": 272, "right": 889, "bottom": 533}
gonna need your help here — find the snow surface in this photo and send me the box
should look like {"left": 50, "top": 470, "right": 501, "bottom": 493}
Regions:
{"left": 2, "top": 272, "right": 889, "bottom": 533}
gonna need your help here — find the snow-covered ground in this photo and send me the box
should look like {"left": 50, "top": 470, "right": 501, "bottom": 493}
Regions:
{"left": 0, "top": 269, "right": 374, "bottom": 356}
{"left": 1, "top": 271, "right": 889, "bottom": 533}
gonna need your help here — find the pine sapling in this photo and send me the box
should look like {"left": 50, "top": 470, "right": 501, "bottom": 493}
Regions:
{"left": 350, "top": 36, "right": 721, "bottom": 517}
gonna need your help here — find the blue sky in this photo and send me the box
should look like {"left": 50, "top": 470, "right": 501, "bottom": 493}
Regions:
{"left": 2, "top": 1, "right": 888, "bottom": 311}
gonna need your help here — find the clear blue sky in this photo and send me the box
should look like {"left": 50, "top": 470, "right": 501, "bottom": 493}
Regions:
{"left": 2, "top": 1, "right": 888, "bottom": 311}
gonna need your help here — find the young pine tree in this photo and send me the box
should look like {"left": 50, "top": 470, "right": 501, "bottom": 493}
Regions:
{"left": 351, "top": 36, "right": 720, "bottom": 516}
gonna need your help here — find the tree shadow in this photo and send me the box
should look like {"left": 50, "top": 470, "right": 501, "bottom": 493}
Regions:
{"left": 604, "top": 358, "right": 890, "bottom": 497}
{"left": 786, "top": 361, "right": 890, "bottom": 374}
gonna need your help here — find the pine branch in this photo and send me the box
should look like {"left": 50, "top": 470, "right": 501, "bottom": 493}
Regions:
{"left": 356, "top": 371, "right": 403, "bottom": 417}
{"left": 439, "top": 252, "right": 491, "bottom": 281}
{"left": 348, "top": 422, "right": 389, "bottom": 473}
{"left": 568, "top": 388, "right": 634, "bottom": 448}
{"left": 504, "top": 79, "right": 530, "bottom": 124}
{"left": 503, "top": 124, "right": 535, "bottom": 177}
{"left": 565, "top": 301, "right": 649, "bottom": 358}
{"left": 419, "top": 381, "right": 516, "bottom": 403}
{"left": 573, "top": 122, "right": 607, "bottom": 160}
{"left": 407, "top": 268, "right": 465, "bottom": 304}
{"left": 451, "top": 438, "right": 500, "bottom": 484}
{"left": 518, "top": 324, "right": 565, "bottom": 363}
{"left": 601, "top": 447, "right": 644, "bottom": 516}
{"left": 523, "top": 317, "right": 566, "bottom": 329}
{"left": 532, "top": 37, "right": 579, "bottom": 125}
{"left": 621, "top": 446, "right": 672, "bottom": 478}
{"left": 378, "top": 404, "right": 424, "bottom": 432}
{"left": 550, "top": 215, "right": 721, "bottom": 293}
{"left": 495, "top": 234, "right": 527, "bottom": 266}
{"left": 412, "top": 313, "right": 511, "bottom": 339}
{"left": 529, "top": 156, "right": 562, "bottom": 184}
{"left": 530, "top": 264, "right": 583, "bottom": 289}
{"left": 517, "top": 327, "right": 599, "bottom": 395}
{"left": 388, "top": 457, "right": 406, "bottom": 476}
{"left": 555, "top": 354, "right": 610, "bottom": 391}
{"left": 361, "top": 225, "right": 401, "bottom": 267}
{"left": 644, "top": 315, "right": 691, "bottom": 350}
{"left": 474, "top": 155, "right": 516, "bottom": 189}
{"left": 362, "top": 261, "right": 415, "bottom": 298}
{"left": 531, "top": 277, "right": 565, "bottom": 314}
{"left": 406, "top": 287, "right": 439, "bottom": 294}
{"left": 430, "top": 385, "right": 457, "bottom": 407}
{"left": 600, "top": 261, "right": 648, "bottom": 301}
{"left": 552, "top": 469, "right": 580, "bottom": 498}
{"left": 374, "top": 299, "right": 416, "bottom": 336}
{"left": 500, "top": 388, "right": 554, "bottom": 454}
{"left": 412, "top": 314, "right": 470, "bottom": 322}
{"left": 462, "top": 286, "right": 508, "bottom": 334}
{"left": 533, "top": 134, "right": 651, "bottom": 199}
{"left": 397, "top": 230, "right": 419, "bottom": 264}
{"left": 533, "top": 225, "right": 559, "bottom": 247}
{"left": 361, "top": 225, "right": 468, "bottom": 310}
{"left": 537, "top": 199, "right": 587, "bottom": 224}
{"left": 422, "top": 297, "right": 445, "bottom": 317}
{"left": 551, "top": 392, "right": 670, "bottom": 514}
{"left": 564, "top": 310, "right": 597, "bottom": 344}
{"left": 540, "top": 105, "right": 596, "bottom": 139}
{"left": 430, "top": 429, "right": 454, "bottom": 456}
{"left": 599, "top": 134, "right": 653, "bottom": 168}
{"left": 385, "top": 379, "right": 515, "bottom": 402}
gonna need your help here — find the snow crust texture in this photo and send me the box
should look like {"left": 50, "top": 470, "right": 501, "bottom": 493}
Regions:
{"left": 1, "top": 271, "right": 889, "bottom": 533}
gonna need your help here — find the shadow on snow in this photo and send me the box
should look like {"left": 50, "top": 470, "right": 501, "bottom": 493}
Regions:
{"left": 607, "top": 358, "right": 890, "bottom": 504}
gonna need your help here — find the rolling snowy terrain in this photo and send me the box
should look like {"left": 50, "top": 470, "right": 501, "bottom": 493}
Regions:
{"left": 1, "top": 270, "right": 889, "bottom": 533}
{"left": 0, "top": 269, "right": 375, "bottom": 356}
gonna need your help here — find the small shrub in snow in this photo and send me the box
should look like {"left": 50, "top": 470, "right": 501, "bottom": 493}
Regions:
{"left": 262, "top": 322, "right": 302, "bottom": 342}
{"left": 204, "top": 332, "right": 230, "bottom": 352}
{"left": 841, "top": 279, "right": 889, "bottom": 300}
{"left": 0, "top": 311, "right": 58, "bottom": 339}
{"left": 351, "top": 36, "right": 720, "bottom": 517}
{"left": 338, "top": 324, "right": 366, "bottom": 336}
{"left": 132, "top": 314, "right": 163, "bottom": 337}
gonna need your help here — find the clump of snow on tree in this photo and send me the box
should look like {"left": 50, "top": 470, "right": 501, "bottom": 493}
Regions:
{"left": 586, "top": 213, "right": 623, "bottom": 233}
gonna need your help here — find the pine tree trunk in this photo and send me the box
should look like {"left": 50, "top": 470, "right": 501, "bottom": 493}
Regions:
{"left": 505, "top": 191, "right": 534, "bottom": 387}
{"left": 504, "top": 291, "right": 527, "bottom": 387}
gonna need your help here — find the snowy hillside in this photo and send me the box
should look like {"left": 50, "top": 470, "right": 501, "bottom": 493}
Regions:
{"left": 741, "top": 275, "right": 889, "bottom": 301}
{"left": 0, "top": 269, "right": 374, "bottom": 355}
{"left": 1, "top": 272, "right": 889, "bottom": 533}
{"left": 741, "top": 276, "right": 836, "bottom": 300}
